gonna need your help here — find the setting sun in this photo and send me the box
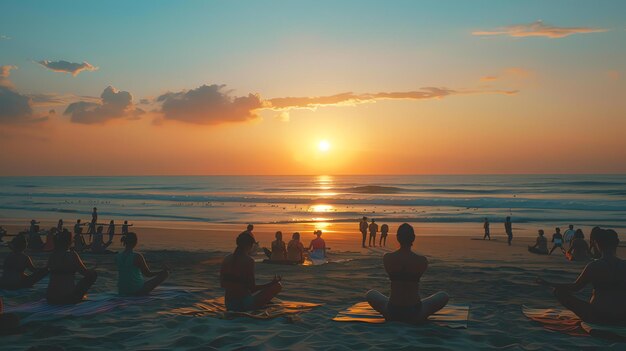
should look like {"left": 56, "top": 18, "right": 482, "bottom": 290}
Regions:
{"left": 318, "top": 140, "right": 331, "bottom": 152}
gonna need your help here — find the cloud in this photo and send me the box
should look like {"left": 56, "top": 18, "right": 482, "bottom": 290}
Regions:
{"left": 156, "top": 84, "right": 264, "bottom": 125}
{"left": 37, "top": 60, "right": 98, "bottom": 76}
{"left": 480, "top": 67, "right": 534, "bottom": 82}
{"left": 0, "top": 66, "right": 48, "bottom": 124}
{"left": 0, "top": 65, "right": 17, "bottom": 88}
{"left": 154, "top": 84, "right": 516, "bottom": 125}
{"left": 64, "top": 86, "right": 144, "bottom": 124}
{"left": 472, "top": 20, "right": 608, "bottom": 38}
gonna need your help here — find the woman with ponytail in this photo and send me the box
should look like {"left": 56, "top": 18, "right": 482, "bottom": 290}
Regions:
{"left": 220, "top": 232, "right": 282, "bottom": 311}
{"left": 116, "top": 233, "right": 169, "bottom": 296}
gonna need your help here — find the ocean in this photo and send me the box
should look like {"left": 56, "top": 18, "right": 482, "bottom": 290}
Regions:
{"left": 0, "top": 175, "right": 625, "bottom": 230}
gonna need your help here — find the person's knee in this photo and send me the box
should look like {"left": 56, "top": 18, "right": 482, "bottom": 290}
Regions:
{"left": 160, "top": 270, "right": 170, "bottom": 280}
{"left": 436, "top": 291, "right": 450, "bottom": 304}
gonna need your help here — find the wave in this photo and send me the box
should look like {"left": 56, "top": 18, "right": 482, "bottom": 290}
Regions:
{"left": 346, "top": 185, "right": 406, "bottom": 194}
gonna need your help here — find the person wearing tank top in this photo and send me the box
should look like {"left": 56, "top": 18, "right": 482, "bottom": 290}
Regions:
{"left": 116, "top": 233, "right": 169, "bottom": 296}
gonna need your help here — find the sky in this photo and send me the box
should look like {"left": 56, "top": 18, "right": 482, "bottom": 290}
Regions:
{"left": 1, "top": 0, "right": 625, "bottom": 176}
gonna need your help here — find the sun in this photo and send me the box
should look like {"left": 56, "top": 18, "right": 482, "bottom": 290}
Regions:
{"left": 318, "top": 140, "right": 331, "bottom": 152}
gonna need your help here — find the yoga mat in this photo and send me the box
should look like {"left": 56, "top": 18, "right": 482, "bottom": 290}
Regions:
{"left": 523, "top": 306, "right": 626, "bottom": 339}
{"left": 4, "top": 287, "right": 201, "bottom": 323}
{"left": 333, "top": 302, "right": 470, "bottom": 329}
{"left": 165, "top": 296, "right": 321, "bottom": 320}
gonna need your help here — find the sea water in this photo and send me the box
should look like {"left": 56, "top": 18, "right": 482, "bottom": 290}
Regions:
{"left": 0, "top": 175, "right": 625, "bottom": 229}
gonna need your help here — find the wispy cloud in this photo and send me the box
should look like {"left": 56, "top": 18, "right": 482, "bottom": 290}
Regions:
{"left": 154, "top": 84, "right": 516, "bottom": 125}
{"left": 37, "top": 60, "right": 98, "bottom": 76}
{"left": 480, "top": 67, "right": 534, "bottom": 82}
{"left": 64, "top": 86, "right": 144, "bottom": 124}
{"left": 472, "top": 20, "right": 608, "bottom": 39}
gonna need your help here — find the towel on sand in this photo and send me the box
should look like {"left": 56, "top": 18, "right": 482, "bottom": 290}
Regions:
{"left": 333, "top": 302, "right": 470, "bottom": 329}
{"left": 4, "top": 287, "right": 201, "bottom": 322}
{"left": 522, "top": 306, "right": 626, "bottom": 339}
{"left": 165, "top": 296, "right": 321, "bottom": 320}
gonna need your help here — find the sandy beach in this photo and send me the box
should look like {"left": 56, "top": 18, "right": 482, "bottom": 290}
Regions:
{"left": 1, "top": 221, "right": 624, "bottom": 350}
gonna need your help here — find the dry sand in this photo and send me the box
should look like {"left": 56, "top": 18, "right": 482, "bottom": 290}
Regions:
{"left": 0, "top": 221, "right": 624, "bottom": 350}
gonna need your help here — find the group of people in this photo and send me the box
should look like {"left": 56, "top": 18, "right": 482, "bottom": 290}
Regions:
{"left": 0, "top": 222, "right": 168, "bottom": 332}
{"left": 529, "top": 225, "right": 609, "bottom": 261}
{"left": 482, "top": 217, "right": 513, "bottom": 245}
{"left": 22, "top": 208, "right": 133, "bottom": 255}
{"left": 262, "top": 228, "right": 326, "bottom": 264}
{"left": 359, "top": 217, "right": 390, "bottom": 248}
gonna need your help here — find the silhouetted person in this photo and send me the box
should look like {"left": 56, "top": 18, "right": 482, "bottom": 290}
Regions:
{"left": 528, "top": 230, "right": 549, "bottom": 255}
{"left": 567, "top": 231, "right": 590, "bottom": 261}
{"left": 563, "top": 224, "right": 575, "bottom": 245}
{"left": 0, "top": 235, "right": 48, "bottom": 290}
{"left": 589, "top": 226, "right": 603, "bottom": 259}
{"left": 116, "top": 232, "right": 169, "bottom": 296}
{"left": 366, "top": 223, "right": 449, "bottom": 323}
{"left": 0, "top": 226, "right": 6, "bottom": 242}
{"left": 287, "top": 232, "right": 305, "bottom": 264}
{"left": 107, "top": 220, "right": 115, "bottom": 243}
{"left": 504, "top": 217, "right": 513, "bottom": 246}
{"left": 537, "top": 228, "right": 626, "bottom": 323}
{"left": 91, "top": 226, "right": 113, "bottom": 253}
{"left": 29, "top": 219, "right": 40, "bottom": 234}
{"left": 309, "top": 230, "right": 327, "bottom": 260}
{"left": 549, "top": 227, "right": 565, "bottom": 255}
{"left": 87, "top": 207, "right": 98, "bottom": 237}
{"left": 369, "top": 219, "right": 378, "bottom": 247}
{"left": 121, "top": 220, "right": 133, "bottom": 235}
{"left": 359, "top": 217, "right": 368, "bottom": 248}
{"left": 56, "top": 219, "right": 64, "bottom": 232}
{"left": 379, "top": 224, "right": 389, "bottom": 247}
{"left": 483, "top": 218, "right": 490, "bottom": 240}
{"left": 73, "top": 219, "right": 87, "bottom": 251}
{"left": 220, "top": 233, "right": 282, "bottom": 311}
{"left": 47, "top": 231, "right": 98, "bottom": 304}
{"left": 263, "top": 231, "right": 287, "bottom": 261}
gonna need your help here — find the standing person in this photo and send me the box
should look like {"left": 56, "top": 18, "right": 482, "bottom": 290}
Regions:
{"left": 29, "top": 219, "right": 40, "bottom": 234}
{"left": 0, "top": 235, "right": 49, "bottom": 290}
{"left": 220, "top": 233, "right": 282, "bottom": 312}
{"left": 309, "top": 230, "right": 327, "bottom": 260}
{"left": 88, "top": 207, "right": 98, "bottom": 238}
{"left": 287, "top": 232, "right": 305, "bottom": 264}
{"left": 366, "top": 223, "right": 449, "bottom": 323}
{"left": 379, "top": 224, "right": 389, "bottom": 247}
{"left": 47, "top": 231, "right": 98, "bottom": 304}
{"left": 359, "top": 217, "right": 369, "bottom": 248}
{"left": 73, "top": 219, "right": 87, "bottom": 251}
{"left": 504, "top": 216, "right": 513, "bottom": 246}
{"left": 107, "top": 220, "right": 116, "bottom": 243}
{"left": 116, "top": 233, "right": 169, "bottom": 296}
{"left": 122, "top": 220, "right": 133, "bottom": 235}
{"left": 563, "top": 224, "right": 575, "bottom": 246}
{"left": 369, "top": 219, "right": 379, "bottom": 247}
{"left": 528, "top": 230, "right": 549, "bottom": 255}
{"left": 549, "top": 227, "right": 566, "bottom": 255}
{"left": 483, "top": 218, "right": 491, "bottom": 240}
{"left": 57, "top": 219, "right": 64, "bottom": 232}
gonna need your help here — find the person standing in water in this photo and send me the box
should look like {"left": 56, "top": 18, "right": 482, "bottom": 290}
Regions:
{"left": 537, "top": 228, "right": 626, "bottom": 323}
{"left": 116, "top": 233, "right": 169, "bottom": 296}
{"left": 369, "top": 219, "right": 379, "bottom": 247}
{"left": 379, "top": 224, "right": 389, "bottom": 247}
{"left": 309, "top": 230, "right": 327, "bottom": 260}
{"left": 359, "top": 217, "right": 369, "bottom": 248}
{"left": 504, "top": 217, "right": 513, "bottom": 246}
{"left": 549, "top": 227, "right": 565, "bottom": 255}
{"left": 366, "top": 223, "right": 449, "bottom": 323}
{"left": 287, "top": 232, "right": 305, "bottom": 264}
{"left": 122, "top": 220, "right": 133, "bottom": 235}
{"left": 220, "top": 233, "right": 282, "bottom": 311}
{"left": 483, "top": 218, "right": 491, "bottom": 240}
